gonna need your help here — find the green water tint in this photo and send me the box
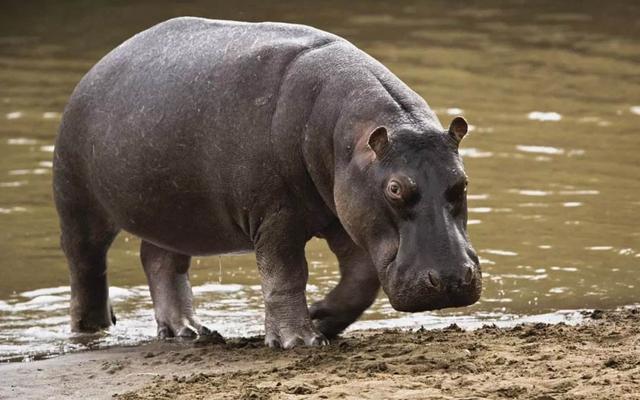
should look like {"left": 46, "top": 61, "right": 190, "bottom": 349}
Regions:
{"left": 0, "top": 0, "right": 639, "bottom": 360}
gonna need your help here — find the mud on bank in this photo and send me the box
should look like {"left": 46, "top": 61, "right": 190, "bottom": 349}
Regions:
{"left": 2, "top": 308, "right": 639, "bottom": 400}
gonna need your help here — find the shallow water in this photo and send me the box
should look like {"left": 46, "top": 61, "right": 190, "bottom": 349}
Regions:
{"left": 1, "top": 0, "right": 639, "bottom": 361}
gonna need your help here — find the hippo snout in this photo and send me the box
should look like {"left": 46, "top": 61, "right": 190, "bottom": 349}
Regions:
{"left": 385, "top": 263, "right": 482, "bottom": 312}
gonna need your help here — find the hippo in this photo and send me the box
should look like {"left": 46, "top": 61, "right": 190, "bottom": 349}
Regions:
{"left": 52, "top": 17, "right": 481, "bottom": 349}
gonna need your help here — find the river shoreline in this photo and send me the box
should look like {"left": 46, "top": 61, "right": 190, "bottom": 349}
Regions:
{"left": 1, "top": 307, "right": 638, "bottom": 399}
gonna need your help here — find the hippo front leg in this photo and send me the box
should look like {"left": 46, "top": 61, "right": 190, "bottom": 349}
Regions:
{"left": 310, "top": 222, "right": 380, "bottom": 338}
{"left": 255, "top": 218, "right": 328, "bottom": 349}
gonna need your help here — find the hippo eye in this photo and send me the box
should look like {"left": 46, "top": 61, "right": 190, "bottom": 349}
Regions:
{"left": 446, "top": 179, "right": 468, "bottom": 204}
{"left": 385, "top": 177, "right": 418, "bottom": 207}
{"left": 387, "top": 180, "right": 403, "bottom": 200}
{"left": 446, "top": 179, "right": 468, "bottom": 215}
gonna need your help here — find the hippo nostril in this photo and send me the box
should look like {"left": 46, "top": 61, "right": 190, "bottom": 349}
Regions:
{"left": 461, "top": 265, "right": 475, "bottom": 286}
{"left": 427, "top": 271, "right": 441, "bottom": 289}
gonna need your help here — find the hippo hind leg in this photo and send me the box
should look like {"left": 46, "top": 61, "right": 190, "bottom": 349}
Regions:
{"left": 310, "top": 222, "right": 380, "bottom": 338}
{"left": 140, "top": 241, "right": 223, "bottom": 341}
{"left": 55, "top": 191, "right": 119, "bottom": 332}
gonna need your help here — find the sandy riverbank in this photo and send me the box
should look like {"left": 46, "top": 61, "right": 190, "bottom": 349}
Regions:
{"left": 1, "top": 308, "right": 638, "bottom": 400}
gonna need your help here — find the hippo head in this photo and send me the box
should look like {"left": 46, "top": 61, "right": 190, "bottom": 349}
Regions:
{"left": 334, "top": 116, "right": 481, "bottom": 312}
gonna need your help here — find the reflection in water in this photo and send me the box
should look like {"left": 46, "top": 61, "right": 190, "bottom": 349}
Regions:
{"left": 1, "top": 0, "right": 639, "bottom": 361}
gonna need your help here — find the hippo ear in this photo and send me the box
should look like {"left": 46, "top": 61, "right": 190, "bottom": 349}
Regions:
{"left": 448, "top": 116, "right": 468, "bottom": 144}
{"left": 367, "top": 126, "right": 389, "bottom": 158}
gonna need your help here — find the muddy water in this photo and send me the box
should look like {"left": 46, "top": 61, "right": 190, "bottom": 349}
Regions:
{"left": 1, "top": 0, "right": 639, "bottom": 361}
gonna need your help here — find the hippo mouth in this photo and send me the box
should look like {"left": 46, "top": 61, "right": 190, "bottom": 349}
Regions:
{"left": 379, "top": 247, "right": 399, "bottom": 280}
{"left": 389, "top": 289, "right": 481, "bottom": 313}
{"left": 378, "top": 253, "right": 410, "bottom": 285}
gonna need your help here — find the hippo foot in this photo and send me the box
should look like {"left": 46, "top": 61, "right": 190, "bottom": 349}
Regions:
{"left": 71, "top": 302, "right": 117, "bottom": 333}
{"left": 309, "top": 300, "right": 355, "bottom": 339}
{"left": 264, "top": 325, "right": 329, "bottom": 349}
{"left": 156, "top": 320, "right": 221, "bottom": 341}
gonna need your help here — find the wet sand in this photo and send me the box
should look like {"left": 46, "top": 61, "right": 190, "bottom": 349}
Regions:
{"left": 1, "top": 308, "right": 638, "bottom": 400}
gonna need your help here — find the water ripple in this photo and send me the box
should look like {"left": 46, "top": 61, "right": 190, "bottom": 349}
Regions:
{"left": 516, "top": 145, "right": 564, "bottom": 155}
{"left": 527, "top": 111, "right": 562, "bottom": 121}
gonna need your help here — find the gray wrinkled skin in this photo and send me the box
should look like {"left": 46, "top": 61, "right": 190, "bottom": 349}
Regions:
{"left": 53, "top": 17, "right": 481, "bottom": 348}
